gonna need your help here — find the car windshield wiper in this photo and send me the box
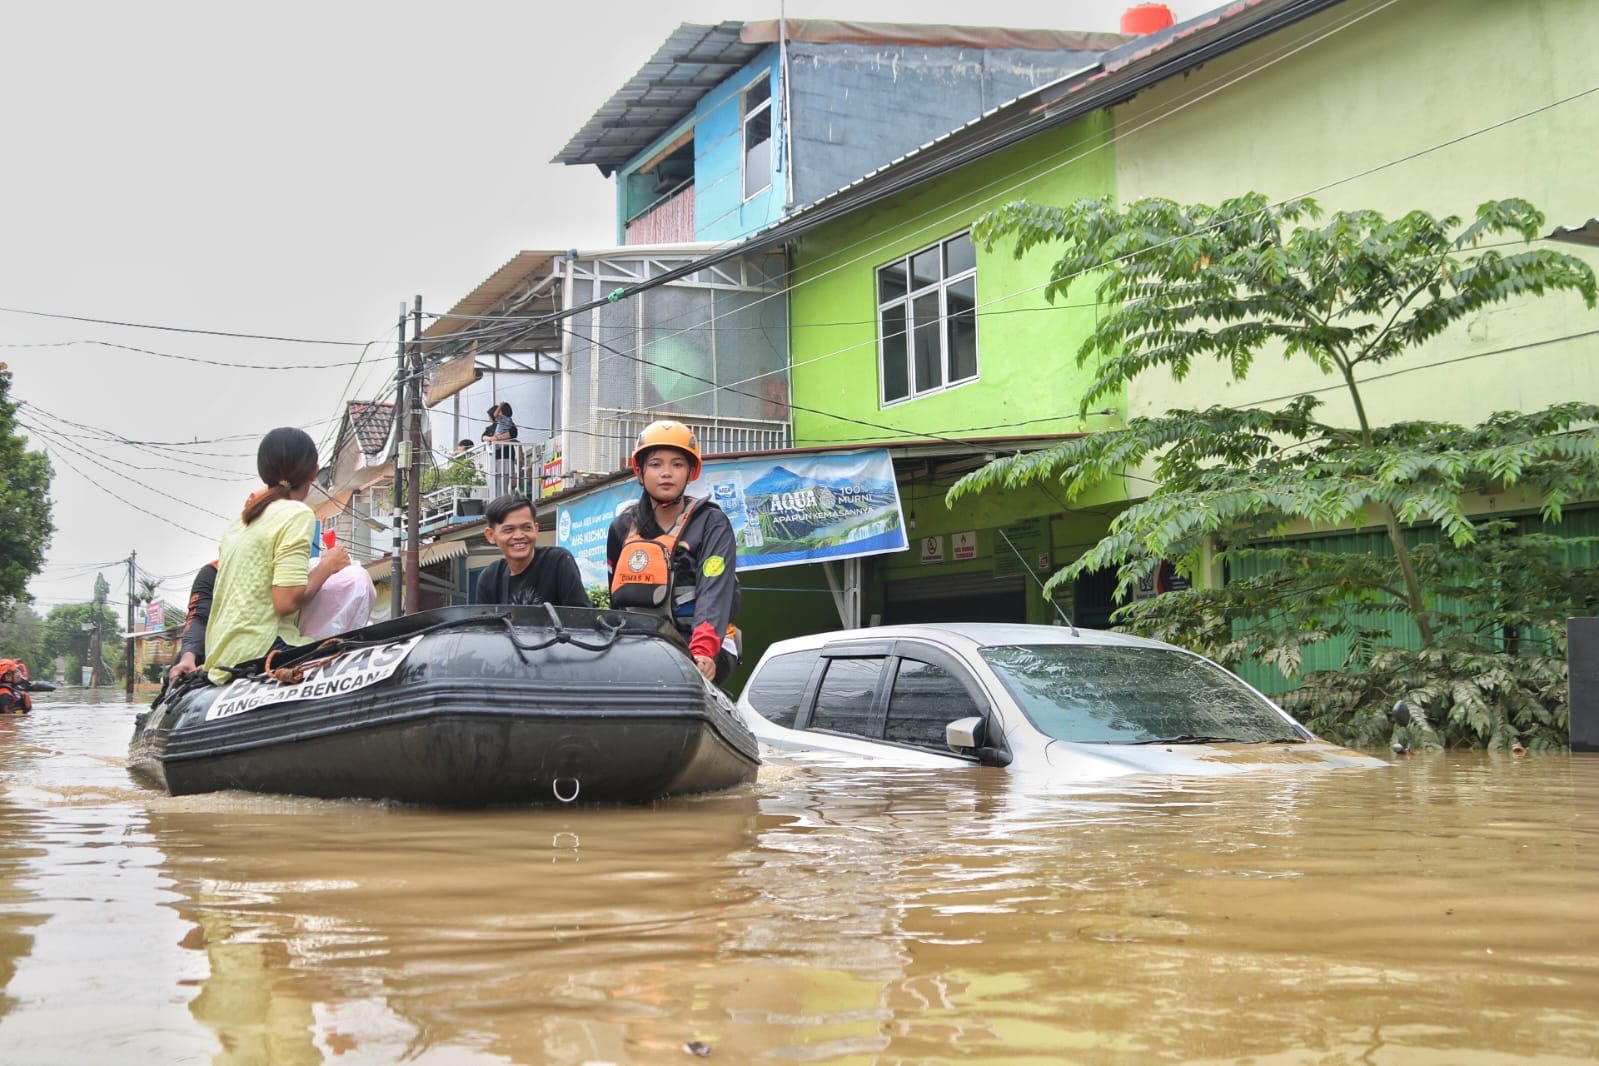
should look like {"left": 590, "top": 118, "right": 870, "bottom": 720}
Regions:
{"left": 1249, "top": 736, "right": 1308, "bottom": 744}
{"left": 1130, "top": 734, "right": 1244, "bottom": 745}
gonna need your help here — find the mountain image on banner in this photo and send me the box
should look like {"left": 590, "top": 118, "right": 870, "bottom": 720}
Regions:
{"left": 744, "top": 465, "right": 901, "bottom": 548}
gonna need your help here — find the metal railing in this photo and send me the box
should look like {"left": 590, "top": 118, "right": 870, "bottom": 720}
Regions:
{"left": 593, "top": 411, "right": 790, "bottom": 474}
{"left": 413, "top": 442, "right": 547, "bottom": 528}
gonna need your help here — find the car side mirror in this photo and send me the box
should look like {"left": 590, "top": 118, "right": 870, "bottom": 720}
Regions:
{"left": 946, "top": 717, "right": 1013, "bottom": 767}
{"left": 946, "top": 716, "right": 983, "bottom": 749}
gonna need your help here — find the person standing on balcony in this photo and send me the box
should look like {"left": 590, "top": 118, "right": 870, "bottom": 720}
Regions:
{"left": 606, "top": 420, "right": 741, "bottom": 684}
{"left": 481, "top": 402, "right": 518, "bottom": 497}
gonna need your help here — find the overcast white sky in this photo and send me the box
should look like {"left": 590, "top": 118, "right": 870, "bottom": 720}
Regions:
{"left": 3, "top": 0, "right": 1214, "bottom": 613}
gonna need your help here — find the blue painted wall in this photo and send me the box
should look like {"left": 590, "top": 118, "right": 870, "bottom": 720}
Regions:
{"left": 693, "top": 46, "right": 784, "bottom": 242}
{"left": 611, "top": 40, "right": 1103, "bottom": 244}
{"left": 786, "top": 43, "right": 1101, "bottom": 207}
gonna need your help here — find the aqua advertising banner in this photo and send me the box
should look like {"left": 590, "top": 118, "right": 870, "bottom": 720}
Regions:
{"left": 555, "top": 448, "right": 907, "bottom": 588}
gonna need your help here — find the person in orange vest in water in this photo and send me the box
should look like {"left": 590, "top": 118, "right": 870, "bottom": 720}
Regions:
{"left": 606, "top": 420, "right": 740, "bottom": 684}
{"left": 0, "top": 660, "right": 31, "bottom": 714}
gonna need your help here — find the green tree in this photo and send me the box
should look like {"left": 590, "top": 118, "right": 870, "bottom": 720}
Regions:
{"left": 0, "top": 605, "right": 46, "bottom": 679}
{"left": 420, "top": 452, "right": 485, "bottom": 494}
{"left": 41, "top": 600, "right": 122, "bottom": 685}
{"left": 0, "top": 363, "right": 53, "bottom": 613}
{"left": 953, "top": 194, "right": 1599, "bottom": 750}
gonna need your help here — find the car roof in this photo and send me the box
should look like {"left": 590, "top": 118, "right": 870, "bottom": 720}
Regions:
{"left": 761, "top": 622, "right": 1176, "bottom": 658}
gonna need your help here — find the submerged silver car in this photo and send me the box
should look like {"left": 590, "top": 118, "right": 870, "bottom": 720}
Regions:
{"left": 735, "top": 623, "right": 1384, "bottom": 780}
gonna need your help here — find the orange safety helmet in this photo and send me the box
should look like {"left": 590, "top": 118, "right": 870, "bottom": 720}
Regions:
{"left": 630, "top": 420, "right": 702, "bottom": 480}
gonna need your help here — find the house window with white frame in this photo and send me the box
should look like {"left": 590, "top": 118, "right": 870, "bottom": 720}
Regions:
{"left": 742, "top": 75, "right": 772, "bottom": 200}
{"left": 876, "top": 232, "right": 978, "bottom": 404}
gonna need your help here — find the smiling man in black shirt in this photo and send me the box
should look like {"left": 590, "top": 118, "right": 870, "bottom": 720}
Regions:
{"left": 474, "top": 494, "right": 589, "bottom": 607}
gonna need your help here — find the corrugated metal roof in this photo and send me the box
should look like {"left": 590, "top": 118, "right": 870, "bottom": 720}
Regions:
{"left": 1549, "top": 219, "right": 1599, "bottom": 246}
{"left": 534, "top": 0, "right": 1347, "bottom": 326}
{"left": 422, "top": 247, "right": 566, "bottom": 343}
{"left": 422, "top": 243, "right": 723, "bottom": 361}
{"left": 553, "top": 20, "right": 1135, "bottom": 175}
{"left": 738, "top": 19, "right": 1130, "bottom": 51}
{"left": 552, "top": 21, "right": 756, "bottom": 175}
{"left": 771, "top": 0, "right": 1334, "bottom": 237}
{"left": 419, "top": 539, "right": 469, "bottom": 567}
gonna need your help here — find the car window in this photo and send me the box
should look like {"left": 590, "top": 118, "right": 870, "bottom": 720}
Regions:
{"left": 743, "top": 649, "right": 821, "bottom": 727}
{"left": 979, "top": 644, "right": 1307, "bottom": 743}
{"left": 883, "top": 658, "right": 983, "bottom": 748}
{"left": 809, "top": 657, "right": 884, "bottom": 737}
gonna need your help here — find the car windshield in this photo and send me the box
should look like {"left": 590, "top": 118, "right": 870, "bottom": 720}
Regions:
{"left": 978, "top": 644, "right": 1308, "bottom": 744}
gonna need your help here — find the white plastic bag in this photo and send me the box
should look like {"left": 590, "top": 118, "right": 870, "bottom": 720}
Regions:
{"left": 299, "top": 564, "right": 377, "bottom": 641}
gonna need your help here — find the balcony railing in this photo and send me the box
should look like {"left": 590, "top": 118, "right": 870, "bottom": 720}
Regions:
{"left": 380, "top": 416, "right": 789, "bottom": 536}
{"left": 624, "top": 182, "right": 695, "bottom": 245}
{"left": 415, "top": 442, "right": 548, "bottom": 529}
{"left": 590, "top": 410, "right": 790, "bottom": 475}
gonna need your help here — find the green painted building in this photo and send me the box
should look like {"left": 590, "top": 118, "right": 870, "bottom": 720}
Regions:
{"left": 747, "top": 0, "right": 1598, "bottom": 659}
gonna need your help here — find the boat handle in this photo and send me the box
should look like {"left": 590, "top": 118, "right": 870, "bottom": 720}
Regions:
{"left": 552, "top": 777, "right": 581, "bottom": 803}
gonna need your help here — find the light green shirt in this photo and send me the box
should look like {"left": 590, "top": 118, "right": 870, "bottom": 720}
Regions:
{"left": 205, "top": 498, "right": 314, "bottom": 684}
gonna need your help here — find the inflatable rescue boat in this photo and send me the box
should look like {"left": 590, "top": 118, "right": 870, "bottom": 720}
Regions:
{"left": 128, "top": 604, "right": 760, "bottom": 805}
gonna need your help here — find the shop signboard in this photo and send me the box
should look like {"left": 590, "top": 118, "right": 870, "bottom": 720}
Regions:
{"left": 557, "top": 448, "right": 907, "bottom": 590}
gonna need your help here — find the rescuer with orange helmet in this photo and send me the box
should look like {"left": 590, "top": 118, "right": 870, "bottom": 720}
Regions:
{"left": 0, "top": 659, "right": 31, "bottom": 714}
{"left": 606, "top": 419, "right": 741, "bottom": 683}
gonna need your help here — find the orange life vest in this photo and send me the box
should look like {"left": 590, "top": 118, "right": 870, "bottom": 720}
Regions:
{"left": 0, "top": 681, "right": 28, "bottom": 714}
{"left": 610, "top": 499, "right": 699, "bottom": 613}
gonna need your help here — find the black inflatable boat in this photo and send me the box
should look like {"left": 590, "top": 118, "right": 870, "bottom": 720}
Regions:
{"left": 128, "top": 604, "right": 760, "bottom": 806}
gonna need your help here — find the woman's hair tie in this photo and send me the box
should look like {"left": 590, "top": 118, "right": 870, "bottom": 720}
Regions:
{"left": 278, "top": 479, "right": 292, "bottom": 491}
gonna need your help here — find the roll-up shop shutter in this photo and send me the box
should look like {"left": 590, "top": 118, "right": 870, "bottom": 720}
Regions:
{"left": 882, "top": 573, "right": 1027, "bottom": 624}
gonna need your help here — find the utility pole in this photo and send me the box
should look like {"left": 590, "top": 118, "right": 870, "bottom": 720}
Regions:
{"left": 405, "top": 294, "right": 424, "bottom": 614}
{"left": 391, "top": 303, "right": 407, "bottom": 619}
{"left": 125, "top": 551, "right": 136, "bottom": 697}
{"left": 90, "top": 572, "right": 108, "bottom": 687}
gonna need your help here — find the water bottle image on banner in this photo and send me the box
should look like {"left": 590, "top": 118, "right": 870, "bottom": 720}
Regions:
{"left": 709, "top": 472, "right": 762, "bottom": 548}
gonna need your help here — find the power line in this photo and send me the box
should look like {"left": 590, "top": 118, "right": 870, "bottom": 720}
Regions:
{"left": 37, "top": 443, "right": 215, "bottom": 541}
{"left": 449, "top": 3, "right": 1593, "bottom": 424}
{"left": 0, "top": 338, "right": 374, "bottom": 370}
{"left": 17, "top": 419, "right": 247, "bottom": 483}
{"left": 22, "top": 420, "right": 233, "bottom": 522}
{"left": 0, "top": 305, "right": 372, "bottom": 346}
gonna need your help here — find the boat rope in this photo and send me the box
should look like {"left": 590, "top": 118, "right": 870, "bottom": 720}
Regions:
{"left": 206, "top": 609, "right": 640, "bottom": 681}
{"left": 497, "top": 607, "right": 627, "bottom": 663}
{"left": 263, "top": 638, "right": 349, "bottom": 685}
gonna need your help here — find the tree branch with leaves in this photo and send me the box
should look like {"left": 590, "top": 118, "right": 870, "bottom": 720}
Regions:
{"left": 951, "top": 193, "right": 1599, "bottom": 749}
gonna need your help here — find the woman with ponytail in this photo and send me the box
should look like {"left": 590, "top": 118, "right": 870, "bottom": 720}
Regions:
{"left": 204, "top": 427, "right": 350, "bottom": 684}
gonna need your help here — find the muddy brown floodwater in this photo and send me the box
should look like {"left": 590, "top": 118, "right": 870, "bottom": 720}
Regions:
{"left": 0, "top": 694, "right": 1595, "bottom": 1065}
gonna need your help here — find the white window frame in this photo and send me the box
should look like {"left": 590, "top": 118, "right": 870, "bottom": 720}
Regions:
{"left": 740, "top": 73, "right": 773, "bottom": 202}
{"left": 875, "top": 232, "right": 979, "bottom": 406}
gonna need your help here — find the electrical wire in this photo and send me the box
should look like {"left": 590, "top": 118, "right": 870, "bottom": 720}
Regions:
{"left": 35, "top": 442, "right": 215, "bottom": 542}
{"left": 438, "top": 0, "right": 1592, "bottom": 422}
{"left": 24, "top": 0, "right": 1592, "bottom": 589}
{"left": 559, "top": 322, "right": 1103, "bottom": 455}
{"left": 0, "top": 338, "right": 376, "bottom": 370}
{"left": 22, "top": 419, "right": 233, "bottom": 522}
{"left": 0, "top": 305, "right": 372, "bottom": 345}
{"left": 486, "top": 0, "right": 1411, "bottom": 344}
{"left": 17, "top": 414, "right": 250, "bottom": 483}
